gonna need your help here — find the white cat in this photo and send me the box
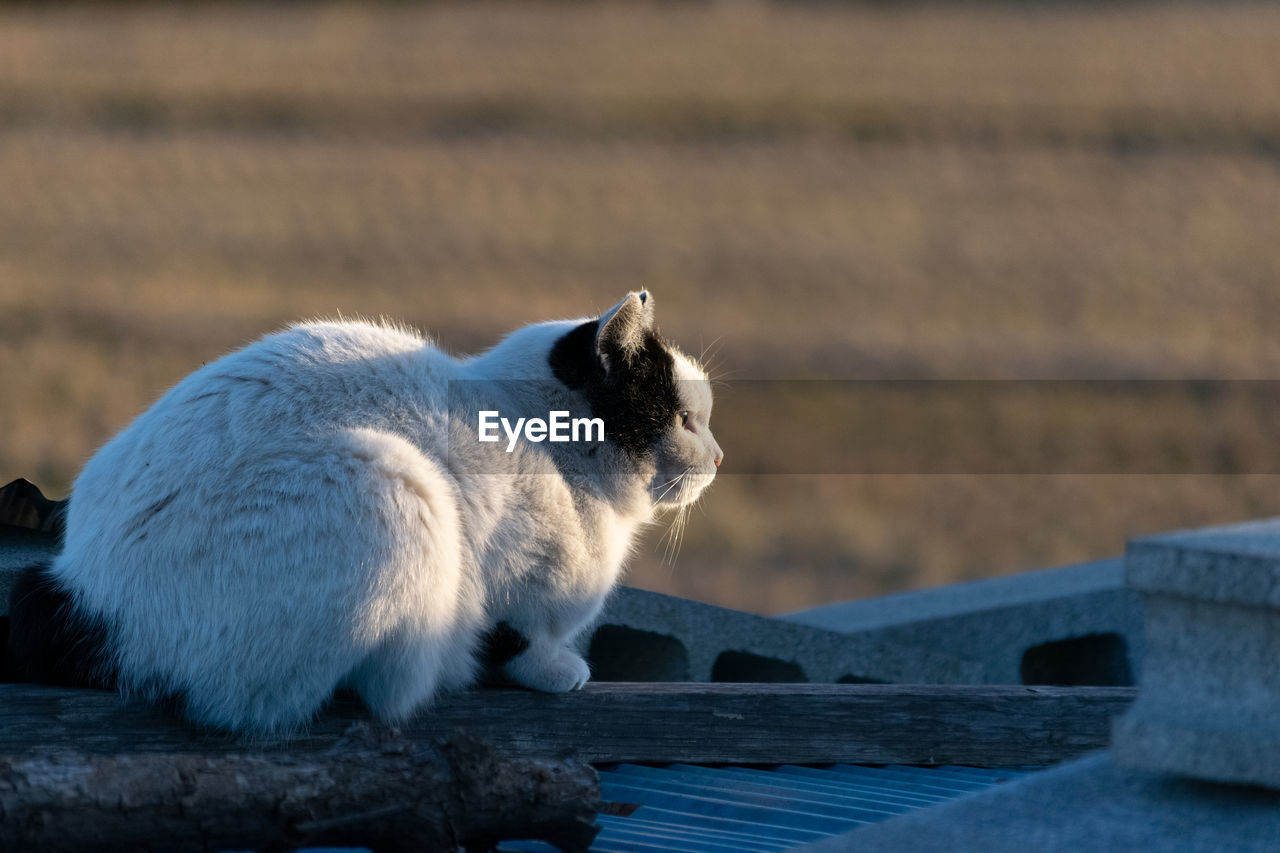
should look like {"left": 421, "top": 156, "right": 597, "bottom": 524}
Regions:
{"left": 8, "top": 291, "right": 722, "bottom": 735}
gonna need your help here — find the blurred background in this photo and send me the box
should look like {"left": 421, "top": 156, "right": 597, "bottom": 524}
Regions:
{"left": 3, "top": 1, "right": 1280, "bottom": 614}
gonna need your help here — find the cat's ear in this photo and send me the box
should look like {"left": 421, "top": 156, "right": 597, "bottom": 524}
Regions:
{"left": 596, "top": 291, "right": 653, "bottom": 369}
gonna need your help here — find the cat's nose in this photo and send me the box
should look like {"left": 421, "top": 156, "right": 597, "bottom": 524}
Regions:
{"left": 714, "top": 451, "right": 723, "bottom": 468}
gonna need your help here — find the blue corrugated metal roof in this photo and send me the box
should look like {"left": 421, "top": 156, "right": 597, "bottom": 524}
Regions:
{"left": 500, "top": 763, "right": 1032, "bottom": 853}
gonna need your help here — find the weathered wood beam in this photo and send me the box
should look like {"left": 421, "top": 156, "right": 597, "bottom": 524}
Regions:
{"left": 0, "top": 682, "right": 1136, "bottom": 766}
{"left": 0, "top": 725, "right": 600, "bottom": 853}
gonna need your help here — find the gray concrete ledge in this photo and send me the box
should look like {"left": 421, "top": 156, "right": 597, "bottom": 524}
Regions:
{"left": 1114, "top": 520, "right": 1280, "bottom": 790}
{"left": 1127, "top": 518, "right": 1280, "bottom": 607}
{"left": 783, "top": 559, "right": 1142, "bottom": 686}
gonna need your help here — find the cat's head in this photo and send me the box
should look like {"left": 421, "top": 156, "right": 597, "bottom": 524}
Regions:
{"left": 548, "top": 291, "right": 723, "bottom": 508}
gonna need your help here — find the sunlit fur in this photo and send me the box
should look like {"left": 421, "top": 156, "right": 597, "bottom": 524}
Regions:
{"left": 650, "top": 350, "right": 720, "bottom": 564}
{"left": 43, "top": 292, "right": 720, "bottom": 734}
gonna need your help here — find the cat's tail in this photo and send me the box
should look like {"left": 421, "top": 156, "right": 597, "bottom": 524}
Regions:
{"left": 7, "top": 562, "right": 117, "bottom": 689}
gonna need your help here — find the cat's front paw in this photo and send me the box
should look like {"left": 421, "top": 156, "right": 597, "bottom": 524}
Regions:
{"left": 505, "top": 645, "right": 591, "bottom": 693}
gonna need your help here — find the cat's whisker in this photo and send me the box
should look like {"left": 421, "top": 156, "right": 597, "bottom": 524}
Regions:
{"left": 651, "top": 477, "right": 678, "bottom": 499}
{"left": 654, "top": 472, "right": 684, "bottom": 492}
{"left": 705, "top": 354, "right": 729, "bottom": 382}
{"left": 656, "top": 496, "right": 681, "bottom": 559}
{"left": 660, "top": 512, "right": 680, "bottom": 558}
{"left": 655, "top": 467, "right": 701, "bottom": 565}
{"left": 668, "top": 505, "right": 692, "bottom": 565}
{"left": 664, "top": 512, "right": 682, "bottom": 564}
{"left": 652, "top": 472, "right": 686, "bottom": 505}
{"left": 698, "top": 335, "right": 724, "bottom": 367}
{"left": 709, "top": 366, "right": 744, "bottom": 383}
{"left": 662, "top": 510, "right": 686, "bottom": 565}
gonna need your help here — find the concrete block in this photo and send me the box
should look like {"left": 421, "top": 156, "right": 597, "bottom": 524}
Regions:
{"left": 1113, "top": 520, "right": 1280, "bottom": 790}
{"left": 1126, "top": 518, "right": 1280, "bottom": 606}
{"left": 784, "top": 559, "right": 1143, "bottom": 686}
{"left": 797, "top": 752, "right": 1280, "bottom": 853}
{"left": 585, "top": 585, "right": 984, "bottom": 685}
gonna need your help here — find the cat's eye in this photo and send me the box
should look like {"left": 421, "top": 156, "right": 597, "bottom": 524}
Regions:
{"left": 679, "top": 411, "right": 690, "bottom": 427}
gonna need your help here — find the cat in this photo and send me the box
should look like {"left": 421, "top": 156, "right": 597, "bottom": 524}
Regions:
{"left": 8, "top": 291, "right": 722, "bottom": 735}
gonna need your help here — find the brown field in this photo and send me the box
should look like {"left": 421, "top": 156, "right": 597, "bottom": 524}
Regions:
{"left": 3, "top": 2, "right": 1280, "bottom": 613}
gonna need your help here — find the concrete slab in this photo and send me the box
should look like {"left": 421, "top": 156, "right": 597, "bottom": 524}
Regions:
{"left": 1126, "top": 518, "right": 1280, "bottom": 607}
{"left": 783, "top": 559, "right": 1143, "bottom": 686}
{"left": 1114, "top": 520, "right": 1280, "bottom": 790}
{"left": 797, "top": 752, "right": 1280, "bottom": 853}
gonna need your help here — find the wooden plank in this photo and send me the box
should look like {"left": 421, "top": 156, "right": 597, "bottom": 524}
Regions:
{"left": 0, "top": 682, "right": 1136, "bottom": 766}
{"left": 2, "top": 732, "right": 599, "bottom": 853}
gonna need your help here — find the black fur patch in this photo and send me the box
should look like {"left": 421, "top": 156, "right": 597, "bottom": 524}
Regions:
{"left": 549, "top": 320, "right": 681, "bottom": 458}
{"left": 547, "top": 320, "right": 602, "bottom": 390}
{"left": 479, "top": 620, "right": 530, "bottom": 667}
{"left": 7, "top": 563, "right": 116, "bottom": 689}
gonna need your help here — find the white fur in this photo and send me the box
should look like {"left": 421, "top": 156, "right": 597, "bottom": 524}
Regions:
{"left": 51, "top": 294, "right": 718, "bottom": 734}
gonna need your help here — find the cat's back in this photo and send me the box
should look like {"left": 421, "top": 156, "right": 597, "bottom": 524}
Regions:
{"left": 94, "top": 318, "right": 444, "bottom": 465}
{"left": 179, "top": 318, "right": 445, "bottom": 429}
{"left": 65, "top": 319, "right": 454, "bottom": 568}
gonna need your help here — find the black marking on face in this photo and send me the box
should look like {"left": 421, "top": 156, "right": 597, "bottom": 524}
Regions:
{"left": 7, "top": 563, "right": 117, "bottom": 689}
{"left": 480, "top": 620, "right": 531, "bottom": 667}
{"left": 549, "top": 320, "right": 682, "bottom": 458}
